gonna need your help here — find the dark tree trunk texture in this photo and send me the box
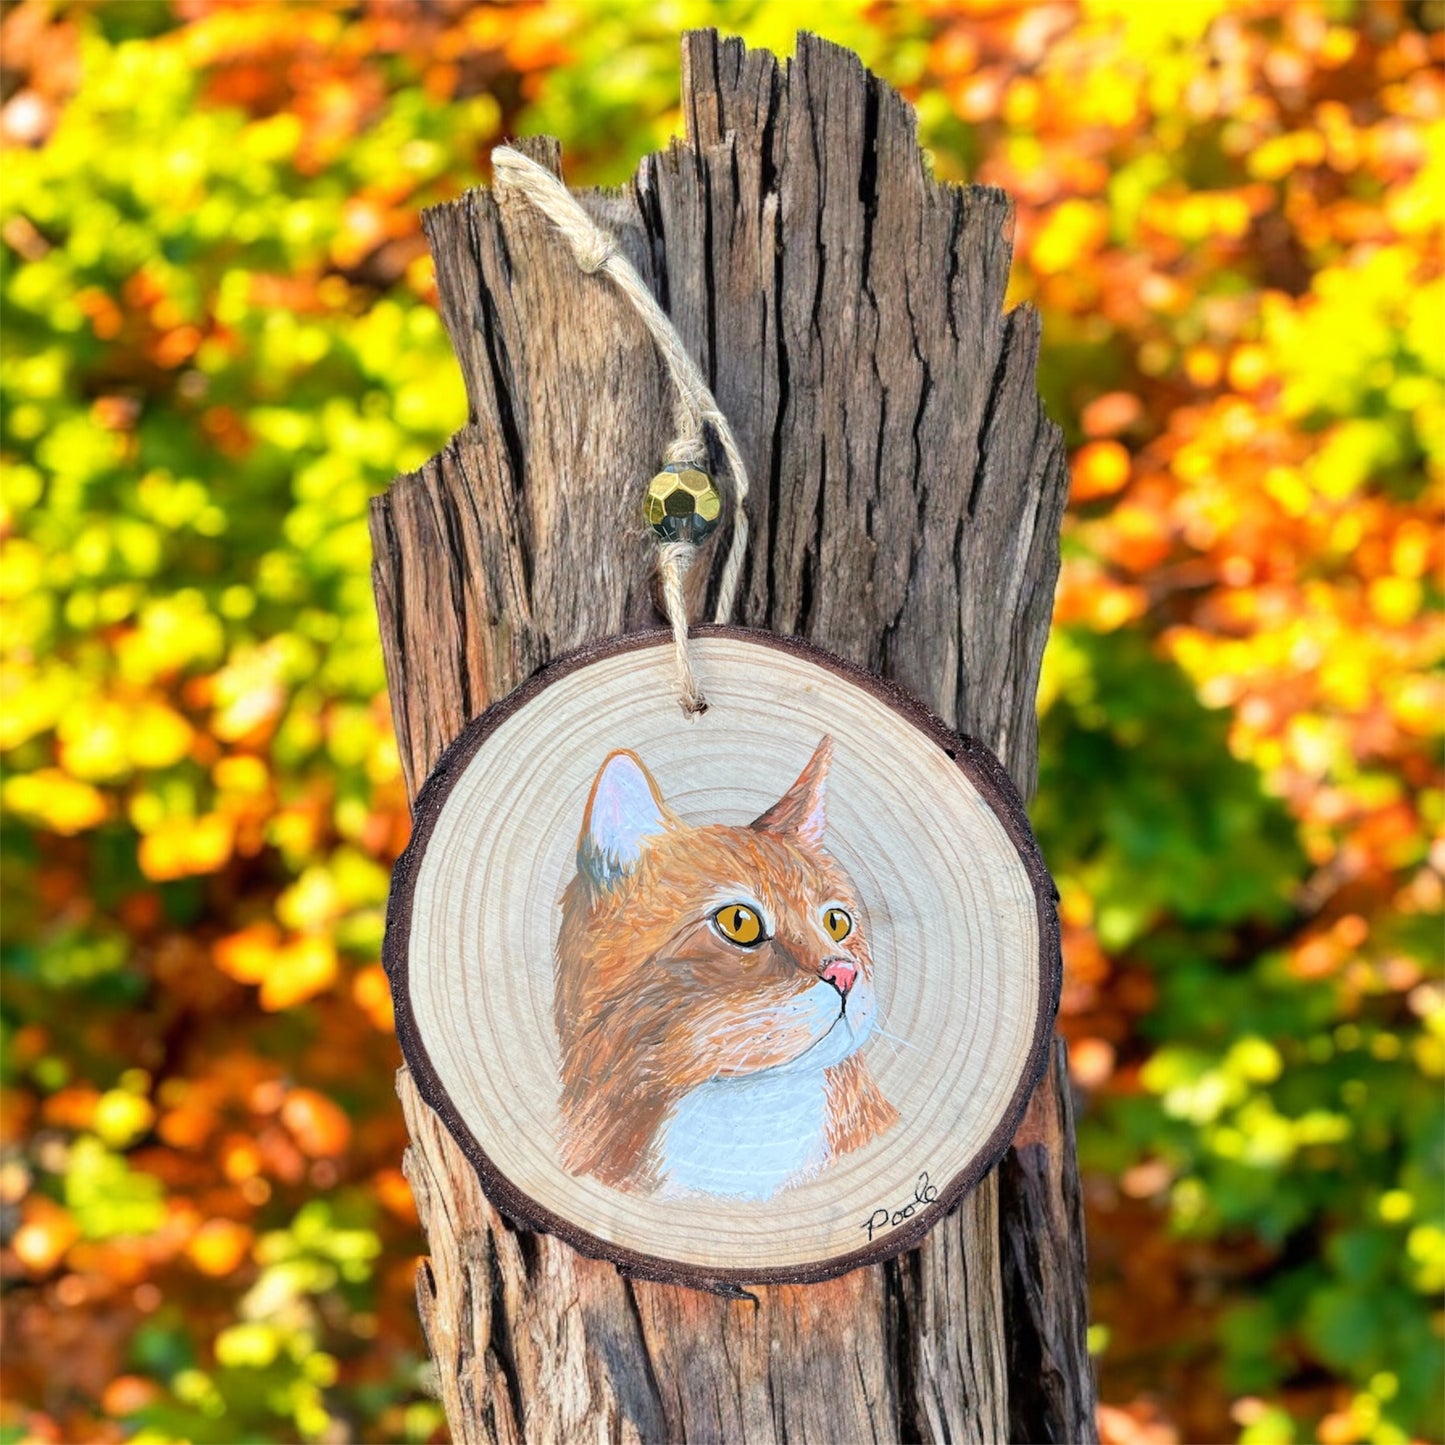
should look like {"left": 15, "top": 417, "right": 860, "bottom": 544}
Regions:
{"left": 370, "top": 31, "right": 1095, "bottom": 1445}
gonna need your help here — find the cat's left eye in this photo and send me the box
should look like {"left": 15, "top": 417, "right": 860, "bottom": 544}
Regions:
{"left": 823, "top": 906, "right": 853, "bottom": 942}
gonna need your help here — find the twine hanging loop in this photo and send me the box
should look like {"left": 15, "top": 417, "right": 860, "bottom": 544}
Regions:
{"left": 490, "top": 145, "right": 751, "bottom": 715}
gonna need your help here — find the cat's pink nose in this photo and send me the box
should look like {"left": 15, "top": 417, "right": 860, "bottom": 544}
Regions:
{"left": 821, "top": 960, "right": 856, "bottom": 996}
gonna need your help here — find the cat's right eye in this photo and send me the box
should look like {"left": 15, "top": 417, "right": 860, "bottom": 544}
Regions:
{"left": 713, "top": 903, "right": 764, "bottom": 947}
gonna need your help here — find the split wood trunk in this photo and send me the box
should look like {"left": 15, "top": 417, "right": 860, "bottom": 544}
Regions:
{"left": 370, "top": 30, "right": 1095, "bottom": 1445}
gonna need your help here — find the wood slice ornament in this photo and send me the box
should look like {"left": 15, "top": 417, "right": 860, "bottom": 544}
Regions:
{"left": 383, "top": 150, "right": 1061, "bottom": 1291}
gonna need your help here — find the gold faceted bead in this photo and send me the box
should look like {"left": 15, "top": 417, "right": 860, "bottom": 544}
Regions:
{"left": 643, "top": 465, "right": 721, "bottom": 544}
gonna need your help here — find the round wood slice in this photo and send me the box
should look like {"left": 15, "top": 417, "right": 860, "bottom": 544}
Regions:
{"left": 385, "top": 627, "right": 1060, "bottom": 1288}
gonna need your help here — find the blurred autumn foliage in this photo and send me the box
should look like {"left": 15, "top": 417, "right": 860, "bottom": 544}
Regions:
{"left": 1, "top": 1, "right": 1440, "bottom": 1442}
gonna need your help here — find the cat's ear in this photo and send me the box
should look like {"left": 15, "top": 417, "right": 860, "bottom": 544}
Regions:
{"left": 752, "top": 735, "right": 833, "bottom": 847}
{"left": 578, "top": 750, "right": 674, "bottom": 888}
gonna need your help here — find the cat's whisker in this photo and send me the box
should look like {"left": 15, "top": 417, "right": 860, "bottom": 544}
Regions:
{"left": 873, "top": 1033, "right": 904, "bottom": 1064}
{"left": 873, "top": 1026, "right": 916, "bottom": 1052}
{"left": 860, "top": 1019, "right": 910, "bottom": 1063}
{"left": 862, "top": 1002, "right": 912, "bottom": 1059}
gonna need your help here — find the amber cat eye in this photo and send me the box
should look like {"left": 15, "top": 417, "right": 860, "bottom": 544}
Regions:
{"left": 713, "top": 903, "right": 764, "bottom": 946}
{"left": 823, "top": 906, "right": 853, "bottom": 942}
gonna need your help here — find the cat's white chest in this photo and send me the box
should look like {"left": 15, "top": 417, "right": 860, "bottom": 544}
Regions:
{"left": 655, "top": 1069, "right": 830, "bottom": 1202}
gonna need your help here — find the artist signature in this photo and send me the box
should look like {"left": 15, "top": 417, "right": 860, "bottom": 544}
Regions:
{"left": 861, "top": 1172, "right": 940, "bottom": 1241}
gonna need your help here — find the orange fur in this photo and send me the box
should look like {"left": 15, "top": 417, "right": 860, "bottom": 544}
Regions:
{"left": 554, "top": 738, "right": 899, "bottom": 1196}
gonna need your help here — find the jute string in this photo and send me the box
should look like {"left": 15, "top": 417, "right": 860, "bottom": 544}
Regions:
{"left": 491, "top": 145, "right": 751, "bottom": 715}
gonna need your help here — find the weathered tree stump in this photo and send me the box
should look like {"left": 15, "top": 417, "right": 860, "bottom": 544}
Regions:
{"left": 371, "top": 30, "right": 1094, "bottom": 1444}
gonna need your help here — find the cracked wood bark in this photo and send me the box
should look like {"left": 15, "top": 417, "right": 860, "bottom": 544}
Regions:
{"left": 370, "top": 30, "right": 1095, "bottom": 1445}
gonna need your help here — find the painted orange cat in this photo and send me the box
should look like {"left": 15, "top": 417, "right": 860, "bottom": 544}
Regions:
{"left": 554, "top": 736, "right": 899, "bottom": 1201}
